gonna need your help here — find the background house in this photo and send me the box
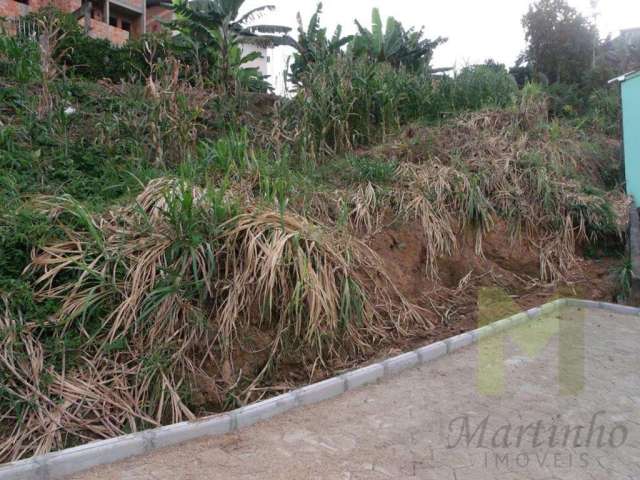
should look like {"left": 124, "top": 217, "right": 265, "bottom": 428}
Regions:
{"left": 0, "top": 0, "right": 280, "bottom": 88}
{"left": 1, "top": 0, "right": 150, "bottom": 45}
{"left": 240, "top": 42, "right": 269, "bottom": 77}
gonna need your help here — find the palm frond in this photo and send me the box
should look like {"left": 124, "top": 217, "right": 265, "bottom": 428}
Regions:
{"left": 236, "top": 5, "right": 276, "bottom": 25}
{"left": 244, "top": 24, "right": 291, "bottom": 35}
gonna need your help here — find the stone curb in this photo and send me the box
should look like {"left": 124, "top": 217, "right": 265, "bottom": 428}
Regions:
{"left": 566, "top": 298, "right": 640, "bottom": 316}
{"left": 1, "top": 298, "right": 638, "bottom": 479}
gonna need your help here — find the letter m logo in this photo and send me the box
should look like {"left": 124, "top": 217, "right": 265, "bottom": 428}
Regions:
{"left": 476, "top": 288, "right": 584, "bottom": 396}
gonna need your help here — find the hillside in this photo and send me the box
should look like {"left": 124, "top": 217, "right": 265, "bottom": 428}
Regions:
{"left": 0, "top": 7, "right": 631, "bottom": 462}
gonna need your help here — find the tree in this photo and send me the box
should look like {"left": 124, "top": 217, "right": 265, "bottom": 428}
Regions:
{"left": 286, "top": 3, "right": 353, "bottom": 86}
{"left": 171, "top": 0, "right": 291, "bottom": 91}
{"left": 601, "top": 31, "right": 640, "bottom": 74}
{"left": 521, "top": 0, "right": 598, "bottom": 85}
{"left": 351, "top": 8, "right": 446, "bottom": 72}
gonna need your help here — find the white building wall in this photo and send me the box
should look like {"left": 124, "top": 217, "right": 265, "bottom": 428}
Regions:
{"left": 240, "top": 43, "right": 290, "bottom": 96}
{"left": 240, "top": 43, "right": 269, "bottom": 76}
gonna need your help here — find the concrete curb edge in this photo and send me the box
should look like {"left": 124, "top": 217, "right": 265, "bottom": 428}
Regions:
{"left": 1, "top": 298, "right": 638, "bottom": 479}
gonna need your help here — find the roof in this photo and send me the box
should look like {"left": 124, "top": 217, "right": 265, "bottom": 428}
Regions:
{"left": 608, "top": 70, "right": 640, "bottom": 84}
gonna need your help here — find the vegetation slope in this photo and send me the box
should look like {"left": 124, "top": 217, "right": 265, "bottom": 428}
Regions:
{"left": 0, "top": 3, "right": 631, "bottom": 462}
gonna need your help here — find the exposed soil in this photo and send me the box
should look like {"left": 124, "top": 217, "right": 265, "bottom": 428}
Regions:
{"left": 192, "top": 219, "right": 623, "bottom": 415}
{"left": 368, "top": 220, "right": 621, "bottom": 341}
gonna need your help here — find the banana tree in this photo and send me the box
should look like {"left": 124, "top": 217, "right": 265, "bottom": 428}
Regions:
{"left": 352, "top": 8, "right": 446, "bottom": 72}
{"left": 171, "top": 0, "right": 291, "bottom": 91}
{"left": 287, "top": 2, "right": 353, "bottom": 85}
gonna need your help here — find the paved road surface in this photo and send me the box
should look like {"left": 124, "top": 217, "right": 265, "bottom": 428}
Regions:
{"left": 71, "top": 307, "right": 640, "bottom": 480}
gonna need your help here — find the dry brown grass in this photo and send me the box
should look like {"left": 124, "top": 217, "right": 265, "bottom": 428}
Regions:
{"left": 340, "top": 107, "right": 626, "bottom": 282}
{"left": 1, "top": 98, "right": 626, "bottom": 463}
{"left": 0, "top": 178, "right": 429, "bottom": 462}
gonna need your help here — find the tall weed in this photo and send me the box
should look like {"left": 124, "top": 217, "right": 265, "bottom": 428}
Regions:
{"left": 283, "top": 57, "right": 435, "bottom": 159}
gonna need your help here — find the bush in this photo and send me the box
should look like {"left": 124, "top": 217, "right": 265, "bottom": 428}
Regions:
{"left": 12, "top": 8, "right": 175, "bottom": 82}
{"left": 283, "top": 56, "right": 436, "bottom": 158}
{"left": 55, "top": 22, "right": 170, "bottom": 82}
{"left": 0, "top": 35, "right": 40, "bottom": 83}
{"left": 58, "top": 33, "right": 148, "bottom": 81}
{"left": 526, "top": 82, "right": 621, "bottom": 136}
{"left": 584, "top": 87, "right": 620, "bottom": 136}
{"left": 445, "top": 64, "right": 519, "bottom": 112}
{"left": 281, "top": 59, "right": 524, "bottom": 161}
{"left": 546, "top": 82, "right": 583, "bottom": 117}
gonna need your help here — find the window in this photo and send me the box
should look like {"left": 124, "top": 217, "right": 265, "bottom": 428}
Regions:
{"left": 16, "top": 0, "right": 29, "bottom": 4}
{"left": 121, "top": 20, "right": 131, "bottom": 32}
{"left": 109, "top": 16, "right": 117, "bottom": 27}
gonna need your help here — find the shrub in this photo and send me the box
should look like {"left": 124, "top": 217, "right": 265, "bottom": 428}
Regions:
{"left": 10, "top": 9, "right": 188, "bottom": 83}
{"left": 525, "top": 82, "right": 621, "bottom": 136}
{"left": 7, "top": 8, "right": 145, "bottom": 82}
{"left": 283, "top": 56, "right": 435, "bottom": 158}
{"left": 58, "top": 33, "right": 149, "bottom": 81}
{"left": 282, "top": 59, "right": 524, "bottom": 161}
{"left": 445, "top": 64, "right": 519, "bottom": 112}
{"left": 584, "top": 87, "right": 620, "bottom": 136}
{"left": 0, "top": 35, "right": 40, "bottom": 83}
{"left": 546, "top": 82, "right": 583, "bottom": 117}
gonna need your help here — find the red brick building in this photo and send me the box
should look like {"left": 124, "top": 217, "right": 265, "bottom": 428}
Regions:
{"left": 0, "top": 0, "right": 173, "bottom": 45}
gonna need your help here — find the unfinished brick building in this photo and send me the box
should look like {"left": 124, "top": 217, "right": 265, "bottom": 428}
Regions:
{"left": 0, "top": 0, "right": 172, "bottom": 45}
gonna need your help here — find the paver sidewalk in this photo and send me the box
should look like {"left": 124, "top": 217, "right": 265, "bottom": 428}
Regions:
{"left": 71, "top": 307, "right": 640, "bottom": 480}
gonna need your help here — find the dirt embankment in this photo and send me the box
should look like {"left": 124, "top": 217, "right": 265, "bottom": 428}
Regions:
{"left": 196, "top": 218, "right": 621, "bottom": 414}
{"left": 367, "top": 220, "right": 620, "bottom": 347}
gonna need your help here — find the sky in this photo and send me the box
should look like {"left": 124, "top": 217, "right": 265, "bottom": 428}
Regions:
{"left": 241, "top": 0, "right": 640, "bottom": 92}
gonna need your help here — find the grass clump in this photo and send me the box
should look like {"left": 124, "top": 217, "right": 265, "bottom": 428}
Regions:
{"left": 0, "top": 178, "right": 426, "bottom": 461}
{"left": 441, "top": 63, "right": 519, "bottom": 112}
{"left": 282, "top": 57, "right": 437, "bottom": 158}
{"left": 355, "top": 104, "right": 624, "bottom": 281}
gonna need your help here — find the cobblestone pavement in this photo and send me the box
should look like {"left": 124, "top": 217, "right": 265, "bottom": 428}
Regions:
{"left": 71, "top": 307, "right": 640, "bottom": 480}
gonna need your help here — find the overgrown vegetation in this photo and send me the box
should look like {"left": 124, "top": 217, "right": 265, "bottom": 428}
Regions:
{"left": 0, "top": 0, "right": 630, "bottom": 463}
{"left": 513, "top": 0, "right": 632, "bottom": 128}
